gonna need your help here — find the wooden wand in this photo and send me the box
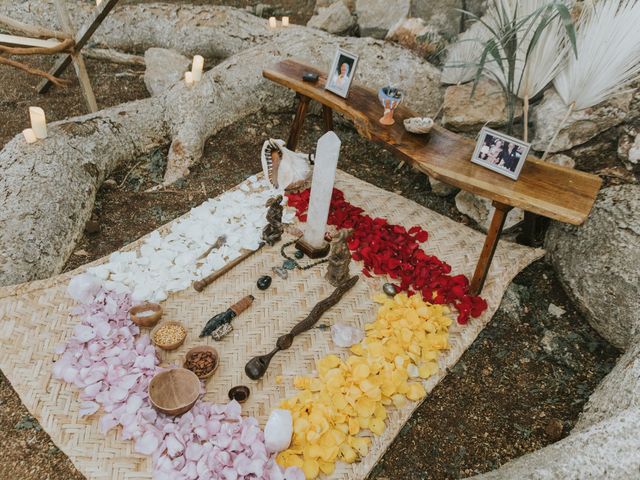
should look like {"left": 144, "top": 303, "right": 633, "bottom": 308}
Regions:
{"left": 193, "top": 243, "right": 264, "bottom": 292}
{"left": 245, "top": 275, "right": 359, "bottom": 380}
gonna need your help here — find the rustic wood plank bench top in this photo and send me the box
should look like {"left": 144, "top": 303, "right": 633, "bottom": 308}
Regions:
{"left": 263, "top": 59, "right": 602, "bottom": 294}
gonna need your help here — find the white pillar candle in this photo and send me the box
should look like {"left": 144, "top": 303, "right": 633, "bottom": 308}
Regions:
{"left": 29, "top": 107, "right": 47, "bottom": 139}
{"left": 185, "top": 71, "right": 194, "bottom": 86}
{"left": 269, "top": 17, "right": 277, "bottom": 28}
{"left": 22, "top": 128, "right": 37, "bottom": 144}
{"left": 282, "top": 16, "right": 289, "bottom": 27}
{"left": 302, "top": 131, "right": 341, "bottom": 249}
{"left": 96, "top": 0, "right": 102, "bottom": 6}
{"left": 191, "top": 55, "right": 204, "bottom": 82}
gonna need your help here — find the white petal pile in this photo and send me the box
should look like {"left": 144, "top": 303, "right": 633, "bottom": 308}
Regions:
{"left": 85, "top": 175, "right": 295, "bottom": 303}
{"left": 53, "top": 286, "right": 304, "bottom": 480}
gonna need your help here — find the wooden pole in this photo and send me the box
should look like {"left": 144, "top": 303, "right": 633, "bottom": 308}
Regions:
{"left": 51, "top": 0, "right": 98, "bottom": 112}
{"left": 470, "top": 201, "right": 512, "bottom": 295}
{"left": 37, "top": 0, "right": 120, "bottom": 96}
{"left": 286, "top": 94, "right": 311, "bottom": 150}
{"left": 322, "top": 105, "right": 334, "bottom": 132}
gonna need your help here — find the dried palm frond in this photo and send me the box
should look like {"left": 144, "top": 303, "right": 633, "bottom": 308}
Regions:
{"left": 554, "top": 0, "right": 640, "bottom": 110}
{"left": 543, "top": 0, "right": 640, "bottom": 157}
{"left": 441, "top": 20, "right": 492, "bottom": 85}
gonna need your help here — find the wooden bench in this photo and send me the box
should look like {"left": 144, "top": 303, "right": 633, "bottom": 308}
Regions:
{"left": 263, "top": 59, "right": 602, "bottom": 295}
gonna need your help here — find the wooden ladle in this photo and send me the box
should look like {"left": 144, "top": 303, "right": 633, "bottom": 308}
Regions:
{"left": 245, "top": 275, "right": 358, "bottom": 380}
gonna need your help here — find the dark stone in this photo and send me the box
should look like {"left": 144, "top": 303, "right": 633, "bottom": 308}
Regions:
{"left": 544, "top": 418, "right": 564, "bottom": 441}
{"left": 383, "top": 283, "right": 398, "bottom": 296}
{"left": 294, "top": 250, "right": 304, "bottom": 259}
{"left": 283, "top": 259, "right": 296, "bottom": 270}
{"left": 228, "top": 385, "right": 250, "bottom": 403}
{"left": 257, "top": 275, "right": 272, "bottom": 290}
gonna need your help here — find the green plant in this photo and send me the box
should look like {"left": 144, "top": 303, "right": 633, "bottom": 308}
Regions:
{"left": 461, "top": 0, "right": 576, "bottom": 136}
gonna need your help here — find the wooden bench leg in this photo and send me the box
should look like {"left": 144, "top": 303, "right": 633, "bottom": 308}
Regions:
{"left": 322, "top": 105, "right": 334, "bottom": 132}
{"left": 470, "top": 201, "right": 513, "bottom": 295}
{"left": 286, "top": 94, "right": 311, "bottom": 151}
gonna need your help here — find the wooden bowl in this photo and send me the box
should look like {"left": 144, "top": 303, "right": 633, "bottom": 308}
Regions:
{"left": 129, "top": 303, "right": 162, "bottom": 327}
{"left": 148, "top": 368, "right": 200, "bottom": 416}
{"left": 183, "top": 346, "right": 219, "bottom": 380}
{"left": 151, "top": 321, "right": 187, "bottom": 351}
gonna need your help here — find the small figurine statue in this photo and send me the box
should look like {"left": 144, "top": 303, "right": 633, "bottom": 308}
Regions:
{"left": 325, "top": 229, "right": 353, "bottom": 287}
{"left": 262, "top": 195, "right": 284, "bottom": 246}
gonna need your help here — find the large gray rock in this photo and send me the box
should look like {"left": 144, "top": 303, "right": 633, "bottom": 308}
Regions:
{"left": 385, "top": 17, "right": 443, "bottom": 58}
{"left": 577, "top": 340, "right": 640, "bottom": 430}
{"left": 442, "top": 78, "right": 522, "bottom": 132}
{"left": 531, "top": 88, "right": 634, "bottom": 153}
{"left": 428, "top": 176, "right": 459, "bottom": 197}
{"left": 144, "top": 48, "right": 191, "bottom": 96}
{"left": 454, "top": 191, "right": 524, "bottom": 232}
{"left": 469, "top": 407, "right": 640, "bottom": 480}
{"left": 316, "top": 0, "right": 356, "bottom": 12}
{"left": 546, "top": 185, "right": 640, "bottom": 350}
{"left": 410, "top": 0, "right": 463, "bottom": 37}
{"left": 355, "top": 0, "right": 410, "bottom": 39}
{"left": 307, "top": 1, "right": 355, "bottom": 34}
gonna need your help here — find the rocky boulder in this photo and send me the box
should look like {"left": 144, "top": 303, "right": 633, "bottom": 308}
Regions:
{"left": 531, "top": 88, "right": 634, "bottom": 153}
{"left": 355, "top": 0, "right": 410, "bottom": 39}
{"left": 454, "top": 191, "right": 524, "bottom": 232}
{"left": 409, "top": 0, "right": 463, "bottom": 37}
{"left": 308, "top": 1, "right": 355, "bottom": 35}
{"left": 385, "top": 17, "right": 443, "bottom": 58}
{"left": 144, "top": 48, "right": 191, "bottom": 96}
{"left": 545, "top": 184, "right": 640, "bottom": 350}
{"left": 442, "top": 78, "right": 522, "bottom": 132}
{"left": 428, "top": 177, "right": 459, "bottom": 197}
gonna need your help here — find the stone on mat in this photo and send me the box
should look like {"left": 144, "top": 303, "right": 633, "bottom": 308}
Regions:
{"left": 144, "top": 47, "right": 191, "bottom": 96}
{"left": 531, "top": 88, "right": 633, "bottom": 153}
{"left": 454, "top": 191, "right": 524, "bottom": 232}
{"left": 355, "top": 0, "right": 410, "bottom": 39}
{"left": 545, "top": 184, "right": 640, "bottom": 350}
{"left": 442, "top": 78, "right": 523, "bottom": 132}
{"left": 307, "top": 1, "right": 354, "bottom": 34}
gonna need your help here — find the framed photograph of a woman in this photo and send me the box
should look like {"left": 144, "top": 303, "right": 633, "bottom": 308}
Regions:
{"left": 471, "top": 127, "right": 531, "bottom": 180}
{"left": 325, "top": 48, "right": 359, "bottom": 98}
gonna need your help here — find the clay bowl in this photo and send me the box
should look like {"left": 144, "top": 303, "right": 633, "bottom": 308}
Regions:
{"left": 148, "top": 368, "right": 200, "bottom": 416}
{"left": 183, "top": 345, "right": 220, "bottom": 380}
{"left": 151, "top": 321, "right": 187, "bottom": 351}
{"left": 129, "top": 303, "right": 163, "bottom": 327}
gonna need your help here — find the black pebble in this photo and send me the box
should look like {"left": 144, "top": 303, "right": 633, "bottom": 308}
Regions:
{"left": 257, "top": 275, "right": 272, "bottom": 290}
{"left": 294, "top": 250, "right": 304, "bottom": 259}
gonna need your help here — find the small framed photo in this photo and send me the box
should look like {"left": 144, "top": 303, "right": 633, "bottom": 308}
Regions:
{"left": 325, "top": 48, "right": 359, "bottom": 98}
{"left": 471, "top": 127, "right": 530, "bottom": 180}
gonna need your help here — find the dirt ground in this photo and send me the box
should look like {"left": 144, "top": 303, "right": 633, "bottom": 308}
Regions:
{"left": 0, "top": 5, "right": 622, "bottom": 480}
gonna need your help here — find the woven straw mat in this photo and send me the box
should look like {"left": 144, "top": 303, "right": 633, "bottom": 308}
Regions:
{"left": 0, "top": 170, "right": 543, "bottom": 479}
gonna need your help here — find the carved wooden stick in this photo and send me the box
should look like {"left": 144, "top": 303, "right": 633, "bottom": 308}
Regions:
{"left": 193, "top": 243, "right": 264, "bottom": 292}
{"left": 245, "top": 275, "right": 359, "bottom": 380}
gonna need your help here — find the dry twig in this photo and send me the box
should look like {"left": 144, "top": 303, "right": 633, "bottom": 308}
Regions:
{"left": 0, "top": 55, "right": 70, "bottom": 87}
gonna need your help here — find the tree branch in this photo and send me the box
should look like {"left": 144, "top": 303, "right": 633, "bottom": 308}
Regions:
{"left": 0, "top": 38, "right": 74, "bottom": 56}
{"left": 0, "top": 14, "right": 71, "bottom": 40}
{"left": 0, "top": 55, "right": 71, "bottom": 87}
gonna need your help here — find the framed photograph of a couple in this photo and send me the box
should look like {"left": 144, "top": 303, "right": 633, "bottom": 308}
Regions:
{"left": 325, "top": 48, "right": 358, "bottom": 98}
{"left": 472, "top": 127, "right": 530, "bottom": 180}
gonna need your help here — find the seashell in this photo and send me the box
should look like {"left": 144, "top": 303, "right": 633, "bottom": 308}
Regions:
{"left": 403, "top": 116, "right": 434, "bottom": 134}
{"left": 261, "top": 138, "right": 313, "bottom": 190}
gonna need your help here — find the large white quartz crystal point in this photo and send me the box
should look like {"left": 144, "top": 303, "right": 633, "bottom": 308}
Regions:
{"left": 302, "top": 131, "right": 341, "bottom": 249}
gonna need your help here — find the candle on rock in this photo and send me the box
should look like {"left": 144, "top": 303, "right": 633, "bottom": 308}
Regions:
{"left": 22, "top": 128, "right": 37, "bottom": 144}
{"left": 96, "top": 0, "right": 103, "bottom": 5}
{"left": 185, "top": 71, "right": 194, "bottom": 86}
{"left": 295, "top": 131, "right": 341, "bottom": 258}
{"left": 269, "top": 17, "right": 277, "bottom": 28}
{"left": 29, "top": 107, "right": 47, "bottom": 139}
{"left": 191, "top": 55, "right": 204, "bottom": 82}
{"left": 282, "top": 16, "right": 290, "bottom": 27}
